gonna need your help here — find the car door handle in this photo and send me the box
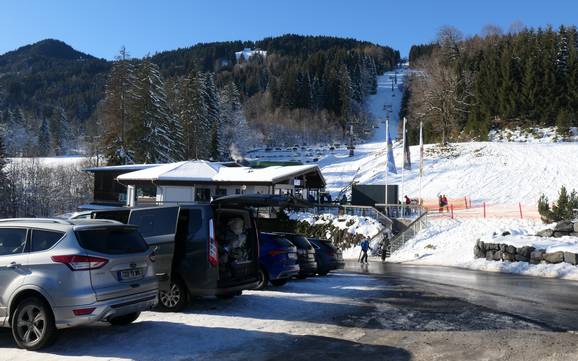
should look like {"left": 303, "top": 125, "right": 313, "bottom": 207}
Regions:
{"left": 6, "top": 262, "right": 21, "bottom": 269}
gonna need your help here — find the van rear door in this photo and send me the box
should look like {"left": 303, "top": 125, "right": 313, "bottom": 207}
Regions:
{"left": 127, "top": 207, "right": 179, "bottom": 291}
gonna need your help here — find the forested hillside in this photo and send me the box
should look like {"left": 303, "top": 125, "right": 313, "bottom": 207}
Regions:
{"left": 0, "top": 35, "right": 399, "bottom": 160}
{"left": 405, "top": 25, "right": 578, "bottom": 144}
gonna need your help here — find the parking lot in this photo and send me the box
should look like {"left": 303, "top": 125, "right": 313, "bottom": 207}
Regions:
{"left": 2, "top": 269, "right": 577, "bottom": 361}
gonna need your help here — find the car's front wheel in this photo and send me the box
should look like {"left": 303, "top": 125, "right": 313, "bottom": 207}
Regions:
{"left": 109, "top": 312, "right": 141, "bottom": 326}
{"left": 255, "top": 267, "right": 269, "bottom": 290}
{"left": 158, "top": 278, "right": 188, "bottom": 312}
{"left": 11, "top": 297, "right": 57, "bottom": 350}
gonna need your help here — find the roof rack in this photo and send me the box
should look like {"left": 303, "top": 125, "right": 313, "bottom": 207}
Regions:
{"left": 0, "top": 218, "right": 74, "bottom": 225}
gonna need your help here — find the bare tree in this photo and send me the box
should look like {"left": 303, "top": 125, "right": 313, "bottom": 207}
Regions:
{"left": 437, "top": 26, "right": 464, "bottom": 63}
{"left": 408, "top": 54, "right": 472, "bottom": 145}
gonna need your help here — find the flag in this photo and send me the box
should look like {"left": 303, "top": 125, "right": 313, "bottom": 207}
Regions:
{"left": 403, "top": 117, "right": 411, "bottom": 170}
{"left": 386, "top": 117, "right": 397, "bottom": 174}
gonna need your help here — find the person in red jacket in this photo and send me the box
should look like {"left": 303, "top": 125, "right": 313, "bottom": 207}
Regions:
{"left": 442, "top": 195, "right": 449, "bottom": 212}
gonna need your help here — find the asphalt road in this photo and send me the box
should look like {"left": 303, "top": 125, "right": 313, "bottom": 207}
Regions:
{"left": 346, "top": 260, "right": 578, "bottom": 331}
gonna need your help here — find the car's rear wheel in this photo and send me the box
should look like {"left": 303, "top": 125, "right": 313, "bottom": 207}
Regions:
{"left": 158, "top": 278, "right": 188, "bottom": 312}
{"left": 255, "top": 267, "right": 269, "bottom": 290}
{"left": 270, "top": 279, "right": 288, "bottom": 287}
{"left": 11, "top": 297, "right": 57, "bottom": 350}
{"left": 109, "top": 312, "right": 140, "bottom": 326}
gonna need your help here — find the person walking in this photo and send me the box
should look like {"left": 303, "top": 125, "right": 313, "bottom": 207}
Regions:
{"left": 438, "top": 195, "right": 443, "bottom": 213}
{"left": 359, "top": 238, "right": 372, "bottom": 264}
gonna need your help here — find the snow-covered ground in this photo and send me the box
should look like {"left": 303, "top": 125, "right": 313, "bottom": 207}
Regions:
{"left": 2, "top": 273, "right": 386, "bottom": 361}
{"left": 387, "top": 218, "right": 578, "bottom": 280}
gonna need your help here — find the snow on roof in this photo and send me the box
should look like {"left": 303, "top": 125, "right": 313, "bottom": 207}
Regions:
{"left": 116, "top": 160, "right": 325, "bottom": 185}
{"left": 83, "top": 164, "right": 161, "bottom": 172}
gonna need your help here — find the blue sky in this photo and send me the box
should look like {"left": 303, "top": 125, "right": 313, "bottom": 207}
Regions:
{"left": 1, "top": 0, "right": 576, "bottom": 59}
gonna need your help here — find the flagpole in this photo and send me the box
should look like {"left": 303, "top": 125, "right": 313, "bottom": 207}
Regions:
{"left": 419, "top": 120, "right": 423, "bottom": 205}
{"left": 385, "top": 115, "right": 389, "bottom": 210}
{"left": 400, "top": 117, "right": 406, "bottom": 203}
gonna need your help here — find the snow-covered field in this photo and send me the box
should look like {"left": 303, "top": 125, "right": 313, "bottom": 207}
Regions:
{"left": 387, "top": 218, "right": 578, "bottom": 280}
{"left": 2, "top": 273, "right": 385, "bottom": 361}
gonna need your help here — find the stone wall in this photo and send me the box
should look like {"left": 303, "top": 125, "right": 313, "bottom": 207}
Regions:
{"left": 474, "top": 242, "right": 578, "bottom": 266}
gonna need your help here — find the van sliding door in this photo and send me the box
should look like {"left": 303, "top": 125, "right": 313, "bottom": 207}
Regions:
{"left": 128, "top": 207, "right": 179, "bottom": 291}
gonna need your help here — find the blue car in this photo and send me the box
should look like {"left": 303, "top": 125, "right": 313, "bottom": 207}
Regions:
{"left": 256, "top": 232, "right": 300, "bottom": 289}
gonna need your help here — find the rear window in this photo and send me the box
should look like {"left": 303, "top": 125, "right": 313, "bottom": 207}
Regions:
{"left": 287, "top": 235, "right": 312, "bottom": 249}
{"left": 75, "top": 228, "right": 148, "bottom": 254}
{"left": 261, "top": 234, "right": 294, "bottom": 248}
{"left": 92, "top": 210, "right": 130, "bottom": 223}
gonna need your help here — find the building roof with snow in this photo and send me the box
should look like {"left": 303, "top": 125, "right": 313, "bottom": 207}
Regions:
{"left": 115, "top": 160, "right": 325, "bottom": 188}
{"left": 235, "top": 48, "right": 267, "bottom": 61}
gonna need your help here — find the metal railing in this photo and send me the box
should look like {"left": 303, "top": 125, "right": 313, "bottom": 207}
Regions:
{"left": 387, "top": 210, "right": 429, "bottom": 254}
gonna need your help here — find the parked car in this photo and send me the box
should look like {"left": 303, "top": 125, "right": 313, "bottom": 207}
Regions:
{"left": 274, "top": 233, "right": 317, "bottom": 279}
{"left": 307, "top": 238, "right": 345, "bottom": 276}
{"left": 256, "top": 233, "right": 299, "bottom": 289}
{"left": 0, "top": 218, "right": 158, "bottom": 350}
{"left": 83, "top": 195, "right": 306, "bottom": 311}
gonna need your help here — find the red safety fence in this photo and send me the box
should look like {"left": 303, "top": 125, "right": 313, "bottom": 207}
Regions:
{"left": 419, "top": 197, "right": 540, "bottom": 220}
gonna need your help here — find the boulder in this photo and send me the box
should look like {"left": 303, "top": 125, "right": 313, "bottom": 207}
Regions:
{"left": 474, "top": 245, "right": 486, "bottom": 258}
{"left": 553, "top": 232, "right": 567, "bottom": 238}
{"left": 493, "top": 251, "right": 503, "bottom": 261}
{"left": 476, "top": 240, "right": 486, "bottom": 252}
{"left": 518, "top": 246, "right": 535, "bottom": 258}
{"left": 530, "top": 250, "right": 545, "bottom": 264}
{"left": 485, "top": 251, "right": 494, "bottom": 261}
{"left": 514, "top": 254, "right": 530, "bottom": 262}
{"left": 543, "top": 251, "right": 565, "bottom": 264}
{"left": 574, "top": 222, "right": 578, "bottom": 233}
{"left": 554, "top": 221, "right": 574, "bottom": 233}
{"left": 563, "top": 252, "right": 578, "bottom": 266}
{"left": 502, "top": 231, "right": 511, "bottom": 236}
{"left": 506, "top": 245, "right": 517, "bottom": 254}
{"left": 502, "top": 252, "right": 515, "bottom": 262}
{"left": 499, "top": 244, "right": 508, "bottom": 252}
{"left": 536, "top": 229, "right": 553, "bottom": 237}
{"left": 486, "top": 243, "right": 499, "bottom": 251}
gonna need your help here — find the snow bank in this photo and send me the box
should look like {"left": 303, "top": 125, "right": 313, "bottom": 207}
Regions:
{"left": 387, "top": 218, "right": 578, "bottom": 280}
{"left": 287, "top": 211, "right": 385, "bottom": 259}
{"left": 488, "top": 126, "right": 578, "bottom": 143}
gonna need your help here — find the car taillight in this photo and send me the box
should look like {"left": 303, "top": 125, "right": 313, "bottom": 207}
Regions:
{"left": 51, "top": 255, "right": 108, "bottom": 271}
{"left": 208, "top": 219, "right": 218, "bottom": 267}
{"left": 268, "top": 249, "right": 288, "bottom": 257}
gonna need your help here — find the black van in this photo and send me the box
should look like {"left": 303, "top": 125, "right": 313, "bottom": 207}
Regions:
{"left": 85, "top": 195, "right": 306, "bottom": 311}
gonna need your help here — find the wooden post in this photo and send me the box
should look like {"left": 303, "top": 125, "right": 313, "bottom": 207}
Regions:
{"left": 464, "top": 196, "right": 468, "bottom": 209}
{"left": 519, "top": 203, "right": 523, "bottom": 219}
{"left": 483, "top": 202, "right": 486, "bottom": 218}
{"left": 451, "top": 204, "right": 454, "bottom": 219}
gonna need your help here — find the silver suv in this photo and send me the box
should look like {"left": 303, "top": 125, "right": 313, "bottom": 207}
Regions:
{"left": 0, "top": 218, "right": 158, "bottom": 350}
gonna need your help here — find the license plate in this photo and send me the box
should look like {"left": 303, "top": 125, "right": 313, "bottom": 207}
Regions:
{"left": 118, "top": 268, "right": 144, "bottom": 281}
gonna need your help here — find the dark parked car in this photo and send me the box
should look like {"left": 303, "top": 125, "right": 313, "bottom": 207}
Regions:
{"left": 82, "top": 195, "right": 301, "bottom": 311}
{"left": 256, "top": 233, "right": 299, "bottom": 289}
{"left": 274, "top": 233, "right": 317, "bottom": 279}
{"left": 307, "top": 238, "right": 345, "bottom": 276}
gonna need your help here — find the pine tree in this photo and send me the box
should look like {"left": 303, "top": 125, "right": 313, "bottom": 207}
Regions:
{"left": 37, "top": 118, "right": 51, "bottom": 157}
{"left": 0, "top": 134, "right": 10, "bottom": 217}
{"left": 337, "top": 64, "right": 352, "bottom": 131}
{"left": 49, "top": 108, "right": 67, "bottom": 156}
{"left": 101, "top": 47, "right": 137, "bottom": 165}
{"left": 219, "top": 81, "right": 250, "bottom": 159}
{"left": 130, "top": 58, "right": 176, "bottom": 163}
{"left": 177, "top": 72, "right": 210, "bottom": 160}
{"left": 202, "top": 73, "right": 222, "bottom": 160}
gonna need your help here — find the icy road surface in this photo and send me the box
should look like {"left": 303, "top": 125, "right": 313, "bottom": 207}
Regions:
{"left": 3, "top": 272, "right": 578, "bottom": 361}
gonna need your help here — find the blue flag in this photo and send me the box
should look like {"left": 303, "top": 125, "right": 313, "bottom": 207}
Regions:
{"left": 386, "top": 120, "right": 397, "bottom": 174}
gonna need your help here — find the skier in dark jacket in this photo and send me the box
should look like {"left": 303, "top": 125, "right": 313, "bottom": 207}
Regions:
{"left": 359, "top": 238, "right": 372, "bottom": 264}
